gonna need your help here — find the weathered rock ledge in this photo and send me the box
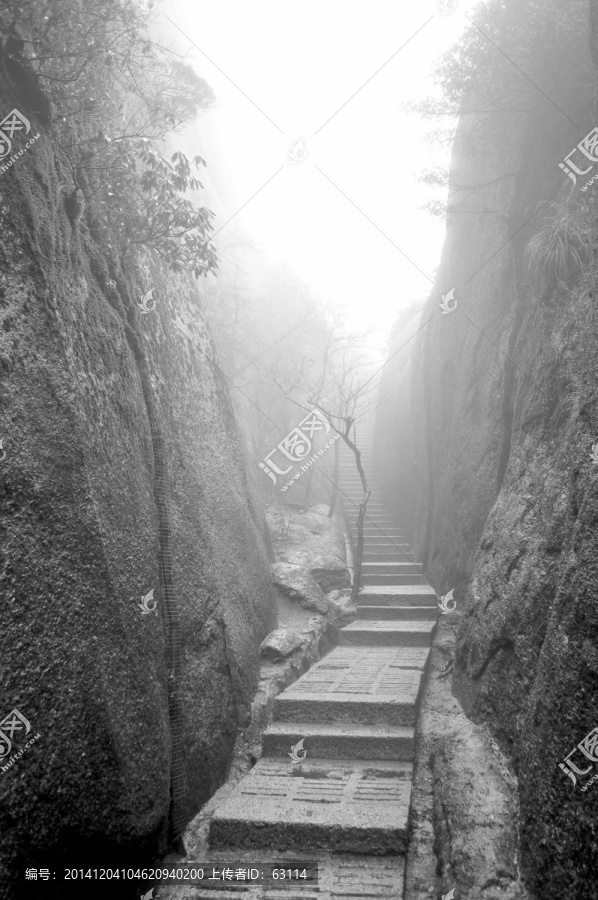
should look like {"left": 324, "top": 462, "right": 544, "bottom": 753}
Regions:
{"left": 405, "top": 619, "right": 531, "bottom": 900}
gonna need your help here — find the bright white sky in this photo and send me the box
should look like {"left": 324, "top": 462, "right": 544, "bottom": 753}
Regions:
{"left": 152, "top": 0, "right": 480, "bottom": 351}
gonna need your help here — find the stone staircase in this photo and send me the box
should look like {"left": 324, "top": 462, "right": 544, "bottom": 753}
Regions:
{"left": 206, "top": 425, "right": 438, "bottom": 899}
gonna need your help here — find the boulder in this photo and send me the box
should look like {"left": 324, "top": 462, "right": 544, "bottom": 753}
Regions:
{"left": 326, "top": 590, "right": 355, "bottom": 619}
{"left": 260, "top": 629, "right": 306, "bottom": 660}
{"left": 268, "top": 505, "right": 349, "bottom": 590}
{"left": 270, "top": 563, "right": 329, "bottom": 613}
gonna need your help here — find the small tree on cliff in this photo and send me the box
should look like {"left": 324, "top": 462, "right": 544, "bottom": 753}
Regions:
{"left": 268, "top": 309, "right": 378, "bottom": 601}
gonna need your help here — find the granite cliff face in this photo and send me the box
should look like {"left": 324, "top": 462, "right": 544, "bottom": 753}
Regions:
{"left": 0, "top": 57, "right": 276, "bottom": 894}
{"left": 375, "top": 2, "right": 598, "bottom": 897}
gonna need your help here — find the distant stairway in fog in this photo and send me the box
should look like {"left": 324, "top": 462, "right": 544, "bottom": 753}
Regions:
{"left": 203, "top": 419, "right": 438, "bottom": 900}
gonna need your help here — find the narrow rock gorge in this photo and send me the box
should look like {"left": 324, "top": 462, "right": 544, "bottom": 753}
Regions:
{"left": 2, "top": 1, "right": 598, "bottom": 899}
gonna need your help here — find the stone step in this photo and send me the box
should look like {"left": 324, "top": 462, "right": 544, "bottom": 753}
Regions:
{"left": 352, "top": 525, "right": 404, "bottom": 532}
{"left": 351, "top": 525, "right": 401, "bottom": 533}
{"left": 358, "top": 585, "right": 437, "bottom": 606}
{"left": 262, "top": 721, "right": 415, "bottom": 761}
{"left": 349, "top": 519, "right": 401, "bottom": 528}
{"left": 347, "top": 511, "right": 396, "bottom": 518}
{"left": 352, "top": 538, "right": 408, "bottom": 547}
{"left": 338, "top": 480, "right": 375, "bottom": 485}
{"left": 350, "top": 522, "right": 403, "bottom": 530}
{"left": 340, "top": 619, "right": 435, "bottom": 647}
{"left": 347, "top": 502, "right": 391, "bottom": 508}
{"left": 362, "top": 557, "right": 416, "bottom": 565}
{"left": 357, "top": 605, "right": 438, "bottom": 621}
{"left": 361, "top": 562, "right": 423, "bottom": 575}
{"left": 343, "top": 499, "right": 387, "bottom": 505}
{"left": 342, "top": 490, "right": 382, "bottom": 495}
{"left": 348, "top": 511, "right": 390, "bottom": 518}
{"left": 340, "top": 481, "right": 378, "bottom": 486}
{"left": 345, "top": 504, "right": 388, "bottom": 511}
{"left": 340, "top": 491, "right": 384, "bottom": 497}
{"left": 345, "top": 508, "right": 391, "bottom": 516}
{"left": 339, "top": 475, "right": 374, "bottom": 480}
{"left": 363, "top": 552, "right": 416, "bottom": 562}
{"left": 209, "top": 757, "right": 412, "bottom": 855}
{"left": 344, "top": 506, "right": 389, "bottom": 512}
{"left": 273, "top": 664, "right": 423, "bottom": 727}
{"left": 362, "top": 540, "right": 412, "bottom": 547}
{"left": 362, "top": 541, "right": 411, "bottom": 548}
{"left": 345, "top": 502, "right": 384, "bottom": 510}
{"left": 351, "top": 526, "right": 404, "bottom": 537}
{"left": 361, "top": 573, "right": 428, "bottom": 585}
{"left": 364, "top": 541, "right": 413, "bottom": 550}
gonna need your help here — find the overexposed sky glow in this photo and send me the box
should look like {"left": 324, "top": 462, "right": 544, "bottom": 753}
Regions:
{"left": 153, "top": 0, "right": 481, "bottom": 349}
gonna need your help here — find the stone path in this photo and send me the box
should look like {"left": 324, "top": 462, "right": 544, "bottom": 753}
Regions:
{"left": 204, "top": 432, "right": 438, "bottom": 899}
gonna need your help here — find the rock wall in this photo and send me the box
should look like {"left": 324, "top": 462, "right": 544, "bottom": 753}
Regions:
{"left": 376, "top": 3, "right": 598, "bottom": 897}
{"left": 0, "top": 63, "right": 276, "bottom": 894}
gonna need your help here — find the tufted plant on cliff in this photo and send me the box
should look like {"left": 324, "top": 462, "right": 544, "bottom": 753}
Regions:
{"left": 524, "top": 204, "right": 590, "bottom": 297}
{"left": 0, "top": 0, "right": 219, "bottom": 277}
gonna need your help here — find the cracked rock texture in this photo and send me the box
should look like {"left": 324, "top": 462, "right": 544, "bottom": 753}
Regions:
{"left": 0, "top": 67, "right": 276, "bottom": 895}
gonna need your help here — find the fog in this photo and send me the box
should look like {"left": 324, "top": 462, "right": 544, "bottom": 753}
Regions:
{"left": 152, "top": 0, "right": 480, "bottom": 355}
